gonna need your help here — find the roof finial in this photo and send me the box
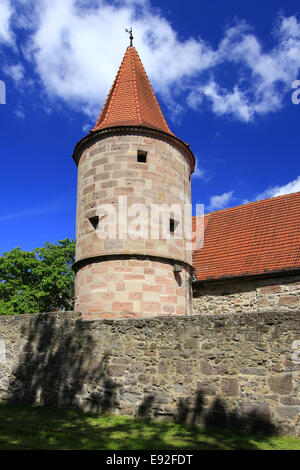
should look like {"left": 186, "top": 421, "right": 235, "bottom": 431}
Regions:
{"left": 125, "top": 27, "right": 133, "bottom": 47}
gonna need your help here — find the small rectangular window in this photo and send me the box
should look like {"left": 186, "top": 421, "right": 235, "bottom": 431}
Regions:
{"left": 170, "top": 218, "right": 179, "bottom": 233}
{"left": 137, "top": 150, "right": 147, "bottom": 163}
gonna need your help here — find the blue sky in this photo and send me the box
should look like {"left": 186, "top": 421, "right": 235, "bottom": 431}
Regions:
{"left": 0, "top": 0, "right": 299, "bottom": 253}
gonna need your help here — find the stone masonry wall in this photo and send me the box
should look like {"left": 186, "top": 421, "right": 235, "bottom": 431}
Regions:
{"left": 75, "top": 133, "right": 192, "bottom": 264}
{"left": 0, "top": 311, "right": 299, "bottom": 435}
{"left": 76, "top": 258, "right": 192, "bottom": 319}
{"left": 193, "top": 275, "right": 300, "bottom": 315}
{"left": 74, "top": 133, "right": 193, "bottom": 317}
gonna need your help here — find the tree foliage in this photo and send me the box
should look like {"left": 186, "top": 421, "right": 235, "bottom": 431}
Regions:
{"left": 0, "top": 239, "right": 75, "bottom": 315}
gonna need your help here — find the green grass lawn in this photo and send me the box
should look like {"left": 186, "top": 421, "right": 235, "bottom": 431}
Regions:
{"left": 0, "top": 401, "right": 299, "bottom": 450}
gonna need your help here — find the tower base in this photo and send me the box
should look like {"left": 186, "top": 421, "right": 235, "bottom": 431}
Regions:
{"left": 74, "top": 256, "right": 193, "bottom": 319}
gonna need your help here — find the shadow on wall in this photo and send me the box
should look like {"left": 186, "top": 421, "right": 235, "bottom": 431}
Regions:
{"left": 179, "top": 392, "right": 276, "bottom": 434}
{"left": 136, "top": 391, "right": 277, "bottom": 435}
{"left": 7, "top": 314, "right": 277, "bottom": 437}
{"left": 7, "top": 314, "right": 118, "bottom": 413}
{"left": 208, "top": 399, "right": 277, "bottom": 434}
{"left": 193, "top": 281, "right": 256, "bottom": 298}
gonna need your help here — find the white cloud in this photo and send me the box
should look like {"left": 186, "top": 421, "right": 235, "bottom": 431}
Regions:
{"left": 14, "top": 104, "right": 25, "bottom": 119}
{"left": 22, "top": 0, "right": 216, "bottom": 119}
{"left": 217, "top": 17, "right": 300, "bottom": 120}
{"left": 3, "top": 63, "right": 24, "bottom": 83}
{"left": 208, "top": 190, "right": 234, "bottom": 211}
{"left": 0, "top": 0, "right": 14, "bottom": 44}
{"left": 188, "top": 17, "right": 300, "bottom": 122}
{"left": 2, "top": 2, "right": 300, "bottom": 123}
{"left": 190, "top": 81, "right": 253, "bottom": 122}
{"left": 255, "top": 176, "right": 300, "bottom": 201}
{"left": 192, "top": 161, "right": 206, "bottom": 179}
{"left": 0, "top": 205, "right": 53, "bottom": 223}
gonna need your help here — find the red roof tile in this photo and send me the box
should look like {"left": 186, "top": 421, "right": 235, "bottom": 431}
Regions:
{"left": 92, "top": 46, "right": 173, "bottom": 135}
{"left": 192, "top": 192, "right": 300, "bottom": 281}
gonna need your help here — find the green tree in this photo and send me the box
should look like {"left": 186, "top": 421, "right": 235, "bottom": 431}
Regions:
{"left": 0, "top": 239, "right": 75, "bottom": 315}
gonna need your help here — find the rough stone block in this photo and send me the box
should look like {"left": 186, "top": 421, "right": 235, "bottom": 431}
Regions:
{"left": 269, "top": 374, "right": 293, "bottom": 395}
{"left": 221, "top": 378, "right": 238, "bottom": 396}
{"left": 278, "top": 296, "right": 299, "bottom": 307}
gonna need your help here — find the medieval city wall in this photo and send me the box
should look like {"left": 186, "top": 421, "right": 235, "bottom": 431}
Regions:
{"left": 193, "top": 275, "right": 300, "bottom": 315}
{"left": 0, "top": 311, "right": 299, "bottom": 435}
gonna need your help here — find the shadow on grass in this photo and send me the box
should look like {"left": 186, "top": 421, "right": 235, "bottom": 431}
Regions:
{"left": 0, "top": 400, "right": 277, "bottom": 450}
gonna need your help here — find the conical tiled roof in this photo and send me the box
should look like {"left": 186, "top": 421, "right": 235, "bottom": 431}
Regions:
{"left": 92, "top": 46, "right": 173, "bottom": 135}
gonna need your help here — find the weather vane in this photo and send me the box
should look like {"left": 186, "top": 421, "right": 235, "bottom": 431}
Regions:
{"left": 125, "top": 27, "right": 133, "bottom": 47}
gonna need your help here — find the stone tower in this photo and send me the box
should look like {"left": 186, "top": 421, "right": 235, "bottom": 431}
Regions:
{"left": 72, "top": 43, "right": 195, "bottom": 319}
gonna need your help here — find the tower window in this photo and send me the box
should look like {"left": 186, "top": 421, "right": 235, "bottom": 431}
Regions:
{"left": 170, "top": 218, "right": 179, "bottom": 233}
{"left": 137, "top": 150, "right": 147, "bottom": 163}
{"left": 89, "top": 216, "right": 99, "bottom": 229}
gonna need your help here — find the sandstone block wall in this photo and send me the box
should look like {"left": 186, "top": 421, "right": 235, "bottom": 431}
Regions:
{"left": 74, "top": 132, "right": 193, "bottom": 318}
{"left": 76, "top": 258, "right": 192, "bottom": 319}
{"left": 75, "top": 134, "right": 192, "bottom": 263}
{"left": 0, "top": 311, "right": 299, "bottom": 436}
{"left": 193, "top": 275, "right": 300, "bottom": 315}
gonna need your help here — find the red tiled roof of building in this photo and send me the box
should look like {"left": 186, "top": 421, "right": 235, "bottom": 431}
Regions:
{"left": 92, "top": 46, "right": 173, "bottom": 135}
{"left": 192, "top": 192, "right": 300, "bottom": 281}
